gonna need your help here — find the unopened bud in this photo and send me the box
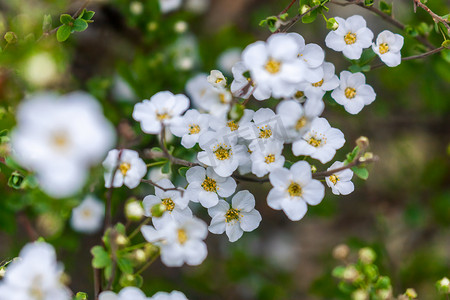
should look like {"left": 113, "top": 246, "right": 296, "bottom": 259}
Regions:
{"left": 358, "top": 247, "right": 376, "bottom": 264}
{"left": 343, "top": 265, "right": 359, "bottom": 282}
{"left": 132, "top": 249, "right": 147, "bottom": 264}
{"left": 130, "top": 1, "right": 143, "bottom": 15}
{"left": 174, "top": 21, "right": 188, "bottom": 33}
{"left": 438, "top": 277, "right": 450, "bottom": 293}
{"left": 115, "top": 234, "right": 129, "bottom": 246}
{"left": 125, "top": 199, "right": 144, "bottom": 221}
{"left": 332, "top": 244, "right": 349, "bottom": 260}
{"left": 352, "top": 289, "right": 368, "bottom": 300}
{"left": 151, "top": 203, "right": 166, "bottom": 218}
{"left": 377, "top": 288, "right": 392, "bottom": 300}
{"left": 207, "top": 70, "right": 227, "bottom": 89}
{"left": 147, "top": 21, "right": 158, "bottom": 32}
{"left": 0, "top": 267, "right": 6, "bottom": 278}
{"left": 119, "top": 273, "right": 137, "bottom": 287}
{"left": 310, "top": 165, "right": 317, "bottom": 173}
{"left": 74, "top": 292, "right": 88, "bottom": 300}
{"left": 144, "top": 243, "right": 160, "bottom": 258}
{"left": 4, "top": 31, "right": 17, "bottom": 44}
{"left": 405, "top": 288, "right": 418, "bottom": 298}
{"left": 356, "top": 136, "right": 369, "bottom": 149}
{"left": 327, "top": 17, "right": 339, "bottom": 30}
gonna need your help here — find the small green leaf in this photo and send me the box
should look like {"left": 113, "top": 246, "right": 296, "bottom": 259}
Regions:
{"left": 117, "top": 257, "right": 133, "bottom": 274}
{"left": 379, "top": 1, "right": 392, "bottom": 15}
{"left": 349, "top": 64, "right": 363, "bottom": 73}
{"left": 332, "top": 266, "right": 346, "bottom": 278}
{"left": 4, "top": 32, "right": 17, "bottom": 44}
{"left": 8, "top": 171, "right": 25, "bottom": 189}
{"left": 178, "top": 167, "right": 189, "bottom": 177}
{"left": 404, "top": 25, "right": 418, "bottom": 37}
{"left": 60, "top": 14, "right": 74, "bottom": 25}
{"left": 361, "top": 65, "right": 371, "bottom": 72}
{"left": 114, "top": 223, "right": 126, "bottom": 235}
{"left": 375, "top": 276, "right": 391, "bottom": 290}
{"left": 82, "top": 10, "right": 95, "bottom": 21}
{"left": 345, "top": 146, "right": 360, "bottom": 164}
{"left": 73, "top": 19, "right": 88, "bottom": 32}
{"left": 161, "top": 161, "right": 171, "bottom": 174}
{"left": 56, "top": 25, "right": 71, "bottom": 42}
{"left": 74, "top": 292, "right": 88, "bottom": 300}
{"left": 364, "top": 0, "right": 374, "bottom": 6}
{"left": 91, "top": 246, "right": 111, "bottom": 268}
{"left": 351, "top": 166, "right": 369, "bottom": 180}
{"left": 279, "top": 13, "right": 288, "bottom": 21}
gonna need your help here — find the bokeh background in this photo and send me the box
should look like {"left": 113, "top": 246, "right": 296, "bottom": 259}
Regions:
{"left": 0, "top": 0, "right": 449, "bottom": 299}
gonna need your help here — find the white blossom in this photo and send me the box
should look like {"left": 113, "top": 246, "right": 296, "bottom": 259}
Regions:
{"left": 141, "top": 217, "right": 208, "bottom": 267}
{"left": 208, "top": 108, "right": 254, "bottom": 137}
{"left": 159, "top": 0, "right": 182, "bottom": 13}
{"left": 0, "top": 242, "right": 71, "bottom": 300}
{"left": 143, "top": 179, "right": 191, "bottom": 228}
{"left": 249, "top": 140, "right": 285, "bottom": 177}
{"left": 331, "top": 71, "right": 376, "bottom": 114}
{"left": 186, "top": 166, "right": 236, "bottom": 208}
{"left": 10, "top": 92, "right": 115, "bottom": 198}
{"left": 170, "top": 109, "right": 210, "bottom": 148}
{"left": 150, "top": 291, "right": 188, "bottom": 300}
{"left": 325, "top": 161, "right": 355, "bottom": 195}
{"left": 207, "top": 70, "right": 227, "bottom": 89}
{"left": 267, "top": 161, "right": 325, "bottom": 221}
{"left": 103, "top": 149, "right": 147, "bottom": 189}
{"left": 297, "top": 62, "right": 340, "bottom": 99}
{"left": 372, "top": 30, "right": 404, "bottom": 67}
{"left": 71, "top": 195, "right": 104, "bottom": 234}
{"left": 208, "top": 190, "right": 262, "bottom": 242}
{"left": 132, "top": 91, "right": 190, "bottom": 134}
{"left": 230, "top": 61, "right": 267, "bottom": 100}
{"left": 239, "top": 108, "right": 284, "bottom": 146}
{"left": 217, "top": 48, "right": 241, "bottom": 74}
{"left": 292, "top": 117, "right": 345, "bottom": 163}
{"left": 325, "top": 15, "right": 374, "bottom": 60}
{"left": 99, "top": 287, "right": 149, "bottom": 300}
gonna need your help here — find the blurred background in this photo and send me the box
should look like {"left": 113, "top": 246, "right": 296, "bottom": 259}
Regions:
{"left": 0, "top": 0, "right": 449, "bottom": 299}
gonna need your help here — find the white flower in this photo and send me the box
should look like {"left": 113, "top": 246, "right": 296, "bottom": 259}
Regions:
{"left": 292, "top": 117, "right": 345, "bottom": 163}
{"left": 186, "top": 74, "right": 232, "bottom": 118}
{"left": 217, "top": 48, "right": 241, "bottom": 74}
{"left": 331, "top": 71, "right": 376, "bottom": 114}
{"left": 242, "top": 33, "right": 306, "bottom": 99}
{"left": 197, "top": 130, "right": 248, "bottom": 177}
{"left": 143, "top": 179, "right": 191, "bottom": 228}
{"left": 230, "top": 61, "right": 268, "bottom": 100}
{"left": 239, "top": 108, "right": 284, "bottom": 146}
{"left": 207, "top": 70, "right": 227, "bottom": 89}
{"left": 297, "top": 62, "right": 340, "bottom": 99}
{"left": 267, "top": 161, "right": 325, "bottom": 221}
{"left": 185, "top": 0, "right": 209, "bottom": 14}
{"left": 103, "top": 149, "right": 147, "bottom": 189}
{"left": 275, "top": 99, "right": 324, "bottom": 142}
{"left": 10, "top": 92, "right": 115, "bottom": 198}
{"left": 159, "top": 0, "right": 182, "bottom": 13}
{"left": 150, "top": 291, "right": 188, "bottom": 300}
{"left": 325, "top": 15, "right": 374, "bottom": 60}
{"left": 0, "top": 242, "right": 71, "bottom": 300}
{"left": 325, "top": 161, "right": 355, "bottom": 195}
{"left": 99, "top": 287, "right": 149, "bottom": 300}
{"left": 249, "top": 140, "right": 285, "bottom": 177}
{"left": 186, "top": 166, "right": 236, "bottom": 208}
{"left": 372, "top": 30, "right": 404, "bottom": 67}
{"left": 208, "top": 190, "right": 262, "bottom": 242}
{"left": 170, "top": 109, "right": 210, "bottom": 148}
{"left": 132, "top": 91, "right": 190, "bottom": 134}
{"left": 71, "top": 195, "right": 104, "bottom": 233}
{"left": 141, "top": 217, "right": 208, "bottom": 267}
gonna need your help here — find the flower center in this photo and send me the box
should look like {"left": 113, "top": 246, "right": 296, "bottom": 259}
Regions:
{"left": 156, "top": 112, "right": 169, "bottom": 121}
{"left": 227, "top": 121, "right": 239, "bottom": 131}
{"left": 82, "top": 209, "right": 92, "bottom": 218}
{"left": 119, "top": 162, "right": 131, "bottom": 176}
{"left": 345, "top": 87, "right": 356, "bottom": 99}
{"left": 265, "top": 154, "right": 276, "bottom": 164}
{"left": 308, "top": 137, "right": 322, "bottom": 147}
{"left": 162, "top": 198, "right": 175, "bottom": 212}
{"left": 213, "top": 144, "right": 232, "bottom": 160}
{"left": 312, "top": 79, "right": 324, "bottom": 87}
{"left": 201, "top": 176, "right": 217, "bottom": 192}
{"left": 379, "top": 42, "right": 389, "bottom": 54}
{"left": 188, "top": 124, "right": 200, "bottom": 135}
{"left": 288, "top": 182, "right": 302, "bottom": 197}
{"left": 52, "top": 132, "right": 68, "bottom": 150}
{"left": 225, "top": 208, "right": 241, "bottom": 223}
{"left": 294, "top": 91, "right": 304, "bottom": 99}
{"left": 219, "top": 93, "right": 228, "bottom": 104}
{"left": 258, "top": 126, "right": 272, "bottom": 139}
{"left": 177, "top": 229, "right": 188, "bottom": 244}
{"left": 215, "top": 78, "right": 223, "bottom": 84}
{"left": 329, "top": 174, "right": 339, "bottom": 185}
{"left": 264, "top": 59, "right": 281, "bottom": 74}
{"left": 29, "top": 274, "right": 44, "bottom": 300}
{"left": 344, "top": 32, "right": 357, "bottom": 45}
{"left": 295, "top": 117, "right": 307, "bottom": 131}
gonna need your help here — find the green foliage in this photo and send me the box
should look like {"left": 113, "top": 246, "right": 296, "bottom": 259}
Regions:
{"left": 56, "top": 9, "right": 95, "bottom": 42}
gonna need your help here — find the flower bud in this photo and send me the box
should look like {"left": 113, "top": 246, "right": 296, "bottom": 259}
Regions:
{"left": 132, "top": 249, "right": 147, "bottom": 264}
{"left": 8, "top": 171, "right": 24, "bottom": 189}
{"left": 151, "top": 203, "right": 167, "bottom": 218}
{"left": 130, "top": 1, "right": 143, "bottom": 15}
{"left": 310, "top": 165, "right": 317, "bottom": 173}
{"left": 352, "top": 290, "right": 368, "bottom": 300}
{"left": 332, "top": 244, "right": 350, "bottom": 260}
{"left": 343, "top": 265, "right": 359, "bottom": 282}
{"left": 115, "top": 234, "right": 129, "bottom": 246}
{"left": 438, "top": 277, "right": 450, "bottom": 293}
{"left": 207, "top": 70, "right": 227, "bottom": 89}
{"left": 125, "top": 199, "right": 144, "bottom": 221}
{"left": 0, "top": 267, "right": 6, "bottom": 278}
{"left": 147, "top": 21, "right": 158, "bottom": 32}
{"left": 356, "top": 136, "right": 369, "bottom": 150}
{"left": 174, "top": 21, "right": 188, "bottom": 33}
{"left": 405, "top": 288, "right": 418, "bottom": 298}
{"left": 144, "top": 243, "right": 160, "bottom": 258}
{"left": 327, "top": 17, "right": 339, "bottom": 30}
{"left": 358, "top": 247, "right": 376, "bottom": 264}
{"left": 4, "top": 31, "right": 17, "bottom": 44}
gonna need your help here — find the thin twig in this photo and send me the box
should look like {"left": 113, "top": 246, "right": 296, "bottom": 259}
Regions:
{"left": 141, "top": 179, "right": 185, "bottom": 196}
{"left": 313, "top": 156, "right": 377, "bottom": 178}
{"left": 413, "top": 0, "right": 450, "bottom": 35}
{"left": 135, "top": 251, "right": 160, "bottom": 275}
{"left": 159, "top": 125, "right": 200, "bottom": 168}
{"left": 128, "top": 218, "right": 152, "bottom": 240}
{"left": 17, "top": 212, "right": 39, "bottom": 241}
{"left": 279, "top": 0, "right": 297, "bottom": 16}
{"left": 93, "top": 268, "right": 102, "bottom": 300}
{"left": 278, "top": 4, "right": 321, "bottom": 33}
{"left": 106, "top": 231, "right": 118, "bottom": 290}
{"left": 371, "top": 46, "right": 445, "bottom": 70}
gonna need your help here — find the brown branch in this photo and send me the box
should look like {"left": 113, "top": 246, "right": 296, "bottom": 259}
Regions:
{"left": 159, "top": 125, "right": 201, "bottom": 167}
{"left": 93, "top": 268, "right": 102, "bottom": 300}
{"left": 278, "top": 4, "right": 321, "bottom": 33}
{"left": 413, "top": 0, "right": 450, "bottom": 35}
{"left": 279, "top": 0, "right": 297, "bottom": 16}
{"left": 141, "top": 179, "right": 185, "bottom": 196}
{"left": 313, "top": 156, "right": 378, "bottom": 178}
{"left": 371, "top": 46, "right": 445, "bottom": 70}
{"left": 17, "top": 211, "right": 39, "bottom": 241}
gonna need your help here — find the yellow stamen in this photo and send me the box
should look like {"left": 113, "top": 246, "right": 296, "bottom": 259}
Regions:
{"left": 288, "top": 182, "right": 302, "bottom": 197}
{"left": 227, "top": 121, "right": 239, "bottom": 131}
{"left": 295, "top": 91, "right": 304, "bottom": 98}
{"left": 188, "top": 124, "right": 200, "bottom": 135}
{"left": 264, "top": 59, "right": 281, "bottom": 74}
{"left": 345, "top": 87, "right": 356, "bottom": 99}
{"left": 344, "top": 32, "right": 357, "bottom": 45}
{"left": 225, "top": 208, "right": 241, "bottom": 223}
{"left": 119, "top": 162, "right": 131, "bottom": 176}
{"left": 259, "top": 126, "right": 272, "bottom": 139}
{"left": 295, "top": 117, "right": 307, "bottom": 131}
{"left": 214, "top": 144, "right": 232, "bottom": 160}
{"left": 201, "top": 176, "right": 217, "bottom": 192}
{"left": 162, "top": 198, "right": 175, "bottom": 212}
{"left": 265, "top": 154, "right": 276, "bottom": 164}
{"left": 177, "top": 229, "right": 187, "bottom": 244}
{"left": 312, "top": 79, "right": 324, "bottom": 87}
{"left": 52, "top": 132, "right": 68, "bottom": 149}
{"left": 215, "top": 78, "right": 223, "bottom": 83}
{"left": 219, "top": 94, "right": 227, "bottom": 104}
{"left": 329, "top": 174, "right": 339, "bottom": 185}
{"left": 156, "top": 112, "right": 169, "bottom": 120}
{"left": 308, "top": 137, "right": 322, "bottom": 147}
{"left": 379, "top": 43, "right": 389, "bottom": 54}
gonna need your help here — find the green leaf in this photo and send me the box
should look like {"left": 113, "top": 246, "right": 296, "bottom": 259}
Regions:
{"left": 332, "top": 266, "right": 346, "bottom": 278}
{"left": 349, "top": 64, "right": 363, "bottom": 73}
{"left": 91, "top": 246, "right": 111, "bottom": 268}
{"left": 279, "top": 13, "right": 289, "bottom": 21}
{"left": 8, "top": 171, "right": 25, "bottom": 189}
{"left": 161, "top": 161, "right": 171, "bottom": 174}
{"left": 60, "top": 14, "right": 74, "bottom": 25}
{"left": 375, "top": 276, "right": 391, "bottom": 290}
{"left": 74, "top": 292, "right": 88, "bottom": 300}
{"left": 4, "top": 32, "right": 17, "bottom": 44}
{"left": 43, "top": 14, "right": 53, "bottom": 32}
{"left": 117, "top": 257, "right": 133, "bottom": 274}
{"left": 178, "top": 167, "right": 189, "bottom": 177}
{"left": 345, "top": 146, "right": 360, "bottom": 164}
{"left": 72, "top": 19, "right": 88, "bottom": 32}
{"left": 351, "top": 166, "right": 369, "bottom": 180}
{"left": 302, "top": 9, "right": 318, "bottom": 24}
{"left": 405, "top": 25, "right": 418, "bottom": 37}
{"left": 81, "top": 10, "right": 95, "bottom": 21}
{"left": 364, "top": 0, "right": 374, "bottom": 6}
{"left": 379, "top": 1, "right": 392, "bottom": 15}
{"left": 56, "top": 25, "right": 71, "bottom": 42}
{"left": 114, "top": 223, "right": 126, "bottom": 235}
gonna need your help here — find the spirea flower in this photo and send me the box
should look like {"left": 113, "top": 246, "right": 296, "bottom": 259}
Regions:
{"left": 209, "top": 109, "right": 254, "bottom": 137}
{"left": 230, "top": 61, "right": 268, "bottom": 100}
{"left": 0, "top": 242, "right": 71, "bottom": 300}
{"left": 99, "top": 287, "right": 149, "bottom": 300}
{"left": 143, "top": 179, "right": 191, "bottom": 228}
{"left": 331, "top": 71, "right": 376, "bottom": 114}
{"left": 325, "top": 15, "right": 374, "bottom": 60}
{"left": 197, "top": 130, "right": 248, "bottom": 177}
{"left": 170, "top": 109, "right": 210, "bottom": 148}
{"left": 372, "top": 30, "right": 404, "bottom": 67}
{"left": 10, "top": 92, "right": 115, "bottom": 198}
{"left": 159, "top": 0, "right": 182, "bottom": 14}
{"left": 249, "top": 140, "right": 285, "bottom": 177}
{"left": 150, "top": 291, "right": 188, "bottom": 300}
{"left": 186, "top": 166, "right": 236, "bottom": 208}
{"left": 267, "top": 161, "right": 325, "bottom": 221}
{"left": 325, "top": 161, "right": 355, "bottom": 195}
{"left": 297, "top": 62, "right": 340, "bottom": 99}
{"left": 132, "top": 91, "right": 190, "bottom": 134}
{"left": 207, "top": 70, "right": 227, "bottom": 89}
{"left": 71, "top": 195, "right": 105, "bottom": 234}
{"left": 208, "top": 190, "right": 262, "bottom": 242}
{"left": 103, "top": 149, "right": 147, "bottom": 189}
{"left": 141, "top": 217, "right": 208, "bottom": 267}
{"left": 242, "top": 33, "right": 306, "bottom": 99}
{"left": 292, "top": 117, "right": 345, "bottom": 163}
{"left": 240, "top": 108, "right": 284, "bottom": 146}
